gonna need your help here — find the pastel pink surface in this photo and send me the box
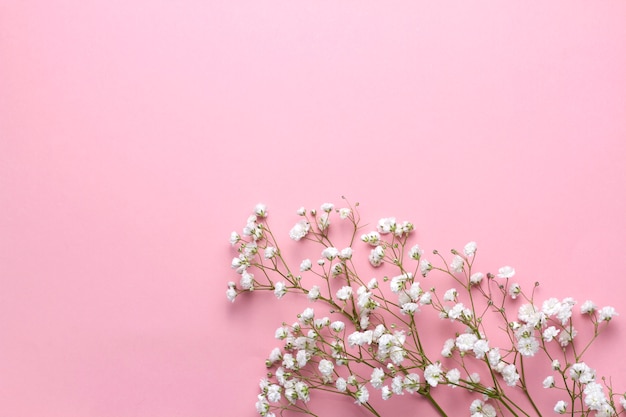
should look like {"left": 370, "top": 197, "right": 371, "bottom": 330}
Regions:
{"left": 1, "top": 1, "right": 626, "bottom": 416}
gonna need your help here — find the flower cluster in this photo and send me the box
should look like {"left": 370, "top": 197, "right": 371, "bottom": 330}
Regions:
{"left": 227, "top": 200, "right": 622, "bottom": 417}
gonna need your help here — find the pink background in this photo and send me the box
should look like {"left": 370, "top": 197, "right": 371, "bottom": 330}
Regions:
{"left": 2, "top": 1, "right": 626, "bottom": 416}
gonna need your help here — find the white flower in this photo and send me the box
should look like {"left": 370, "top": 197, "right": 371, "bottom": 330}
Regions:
{"left": 339, "top": 247, "right": 353, "bottom": 260}
{"left": 419, "top": 292, "right": 432, "bottom": 305}
{"left": 254, "top": 203, "right": 268, "bottom": 218}
{"left": 497, "top": 266, "right": 516, "bottom": 278}
{"left": 470, "top": 272, "right": 484, "bottom": 285}
{"left": 517, "top": 337, "right": 539, "bottom": 357}
{"left": 369, "top": 246, "right": 385, "bottom": 267}
{"left": 266, "top": 384, "right": 281, "bottom": 403}
{"left": 264, "top": 247, "right": 277, "bottom": 259}
{"left": 450, "top": 255, "right": 464, "bottom": 273}
{"left": 409, "top": 244, "right": 423, "bottom": 260}
{"left": 456, "top": 333, "right": 478, "bottom": 352}
{"left": 240, "top": 271, "right": 254, "bottom": 290}
{"left": 322, "top": 247, "right": 339, "bottom": 260}
{"left": 501, "top": 364, "right": 520, "bottom": 386}
{"left": 570, "top": 362, "right": 595, "bottom": 384}
{"left": 420, "top": 259, "right": 432, "bottom": 276}
{"left": 339, "top": 208, "right": 351, "bottom": 219}
{"left": 255, "top": 394, "right": 270, "bottom": 415}
{"left": 473, "top": 339, "right": 490, "bottom": 359}
{"left": 487, "top": 348, "right": 501, "bottom": 367}
{"left": 599, "top": 306, "right": 618, "bottom": 321}
{"left": 295, "top": 381, "right": 310, "bottom": 402}
{"left": 508, "top": 283, "right": 521, "bottom": 299}
{"left": 268, "top": 347, "right": 282, "bottom": 364}
{"left": 299, "top": 307, "right": 315, "bottom": 323}
{"left": 330, "top": 321, "right": 345, "bottom": 332}
{"left": 443, "top": 288, "right": 458, "bottom": 302}
{"left": 391, "top": 376, "right": 404, "bottom": 395}
{"left": 318, "top": 359, "right": 334, "bottom": 377}
{"left": 446, "top": 368, "right": 460, "bottom": 386}
{"left": 464, "top": 241, "right": 477, "bottom": 256}
{"left": 299, "top": 259, "right": 312, "bottom": 271}
{"left": 296, "top": 206, "right": 306, "bottom": 216}
{"left": 229, "top": 231, "right": 240, "bottom": 246}
{"left": 370, "top": 368, "right": 385, "bottom": 389}
{"left": 377, "top": 217, "right": 396, "bottom": 234}
{"left": 361, "top": 231, "right": 381, "bottom": 246}
{"left": 336, "top": 286, "right": 353, "bottom": 301}
{"left": 226, "top": 283, "right": 237, "bottom": 302}
{"left": 289, "top": 220, "right": 310, "bottom": 241}
{"left": 401, "top": 303, "right": 419, "bottom": 315}
{"left": 307, "top": 285, "right": 320, "bottom": 301}
{"left": 542, "top": 326, "right": 560, "bottom": 342}
{"left": 354, "top": 385, "right": 369, "bottom": 405}
{"left": 551, "top": 359, "right": 561, "bottom": 370}
{"left": 543, "top": 376, "right": 555, "bottom": 388}
{"left": 424, "top": 363, "right": 443, "bottom": 387}
{"left": 581, "top": 300, "right": 597, "bottom": 314}
{"left": 321, "top": 203, "right": 334, "bottom": 212}
{"left": 381, "top": 386, "right": 392, "bottom": 400}
{"left": 558, "top": 328, "right": 577, "bottom": 346}
{"left": 274, "top": 282, "right": 287, "bottom": 299}
{"left": 441, "top": 338, "right": 455, "bottom": 357}
{"left": 554, "top": 400, "right": 567, "bottom": 414}
{"left": 336, "top": 377, "right": 347, "bottom": 392}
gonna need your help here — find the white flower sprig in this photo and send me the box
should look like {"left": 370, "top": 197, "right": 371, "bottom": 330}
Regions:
{"left": 227, "top": 199, "right": 622, "bottom": 417}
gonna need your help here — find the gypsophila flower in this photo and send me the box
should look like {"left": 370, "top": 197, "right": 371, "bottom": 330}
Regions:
{"left": 307, "top": 285, "right": 320, "bottom": 301}
{"left": 254, "top": 203, "right": 268, "bottom": 218}
{"left": 554, "top": 400, "right": 567, "bottom": 414}
{"left": 289, "top": 220, "right": 310, "bottom": 241}
{"left": 543, "top": 376, "right": 555, "bottom": 388}
{"left": 321, "top": 203, "right": 334, "bottom": 213}
{"left": 443, "top": 288, "right": 458, "bottom": 302}
{"left": 497, "top": 265, "right": 516, "bottom": 278}
{"left": 336, "top": 286, "right": 353, "bottom": 301}
{"left": 274, "top": 282, "right": 287, "bottom": 299}
{"left": 409, "top": 244, "right": 423, "bottom": 260}
{"left": 464, "top": 241, "right": 477, "bottom": 256}
{"left": 470, "top": 272, "right": 484, "bottom": 285}
{"left": 338, "top": 207, "right": 351, "bottom": 219}
{"left": 599, "top": 306, "right": 618, "bottom": 321}
{"left": 336, "top": 377, "right": 347, "bottom": 392}
{"left": 424, "top": 362, "right": 443, "bottom": 387}
{"left": 450, "top": 255, "right": 464, "bottom": 273}
{"left": 228, "top": 201, "right": 625, "bottom": 417}
{"left": 377, "top": 217, "right": 396, "bottom": 234}
{"left": 446, "top": 368, "right": 461, "bottom": 386}
{"left": 581, "top": 300, "right": 597, "bottom": 314}
{"left": 509, "top": 283, "right": 521, "bottom": 299}
{"left": 370, "top": 368, "right": 385, "bottom": 389}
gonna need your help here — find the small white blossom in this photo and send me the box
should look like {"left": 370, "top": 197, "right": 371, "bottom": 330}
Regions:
{"left": 296, "top": 206, "right": 306, "bottom": 216}
{"left": 321, "top": 203, "right": 334, "bottom": 212}
{"left": 450, "top": 255, "right": 465, "bottom": 273}
{"left": 508, "top": 283, "right": 521, "bottom": 299}
{"left": 420, "top": 259, "right": 432, "bottom": 276}
{"left": 338, "top": 208, "right": 351, "bottom": 219}
{"left": 274, "top": 282, "right": 287, "bottom": 299}
{"left": 424, "top": 363, "right": 443, "bottom": 387}
{"left": 464, "top": 241, "right": 477, "bottom": 256}
{"left": 543, "top": 326, "right": 560, "bottom": 342}
{"left": 443, "top": 288, "right": 458, "bottom": 302}
{"left": 599, "top": 306, "right": 618, "bottom": 321}
{"left": 370, "top": 368, "right": 385, "bottom": 389}
{"left": 543, "top": 376, "right": 555, "bottom": 388}
{"left": 318, "top": 359, "right": 334, "bottom": 377}
{"left": 441, "top": 338, "right": 455, "bottom": 357}
{"left": 377, "top": 217, "right": 397, "bottom": 234}
{"left": 381, "top": 386, "right": 392, "bottom": 400}
{"left": 354, "top": 385, "right": 369, "bottom": 405}
{"left": 554, "top": 400, "right": 567, "bottom": 414}
{"left": 336, "top": 286, "right": 353, "bottom": 301}
{"left": 226, "top": 282, "right": 237, "bottom": 302}
{"left": 289, "top": 220, "right": 310, "bottom": 241}
{"left": 307, "top": 285, "right": 320, "bottom": 301}
{"left": 409, "top": 244, "right": 423, "bottom": 260}
{"left": 336, "top": 377, "right": 347, "bottom": 392}
{"left": 446, "top": 368, "right": 461, "bottom": 386}
{"left": 254, "top": 203, "right": 268, "bottom": 218}
{"left": 551, "top": 359, "right": 561, "bottom": 370}
{"left": 497, "top": 266, "right": 516, "bottom": 278}
{"left": 229, "top": 231, "right": 240, "bottom": 246}
{"left": 330, "top": 321, "right": 345, "bottom": 332}
{"left": 470, "top": 272, "right": 484, "bottom": 285}
{"left": 322, "top": 247, "right": 339, "bottom": 260}
{"left": 581, "top": 300, "right": 597, "bottom": 314}
{"left": 369, "top": 246, "right": 385, "bottom": 267}
{"left": 517, "top": 337, "right": 539, "bottom": 357}
{"left": 339, "top": 247, "right": 353, "bottom": 260}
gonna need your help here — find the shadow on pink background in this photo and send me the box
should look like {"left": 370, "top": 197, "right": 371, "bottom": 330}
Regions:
{"left": 1, "top": 1, "right": 626, "bottom": 416}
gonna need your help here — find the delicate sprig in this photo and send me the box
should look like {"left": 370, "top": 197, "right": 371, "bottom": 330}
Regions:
{"left": 228, "top": 200, "right": 622, "bottom": 417}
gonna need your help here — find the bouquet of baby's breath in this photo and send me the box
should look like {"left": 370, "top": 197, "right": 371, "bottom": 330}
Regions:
{"left": 226, "top": 199, "right": 623, "bottom": 417}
